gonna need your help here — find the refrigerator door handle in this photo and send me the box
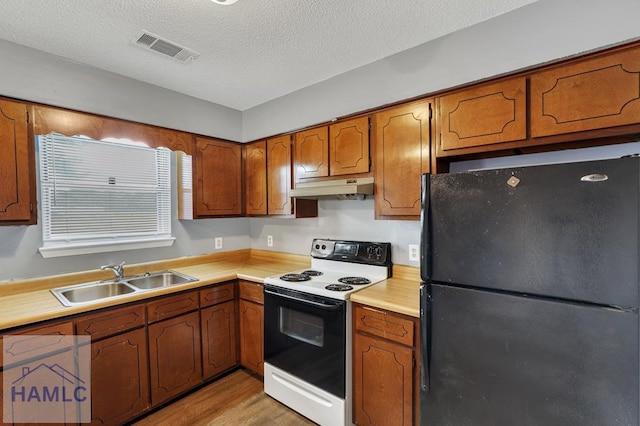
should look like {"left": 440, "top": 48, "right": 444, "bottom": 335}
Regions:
{"left": 420, "top": 283, "right": 430, "bottom": 392}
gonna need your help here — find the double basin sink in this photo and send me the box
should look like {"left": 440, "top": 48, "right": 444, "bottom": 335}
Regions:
{"left": 51, "top": 270, "right": 198, "bottom": 307}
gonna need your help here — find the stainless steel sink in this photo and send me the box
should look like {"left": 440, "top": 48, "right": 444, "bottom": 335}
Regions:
{"left": 124, "top": 271, "right": 198, "bottom": 290}
{"left": 51, "top": 281, "right": 138, "bottom": 307}
{"left": 50, "top": 270, "right": 198, "bottom": 307}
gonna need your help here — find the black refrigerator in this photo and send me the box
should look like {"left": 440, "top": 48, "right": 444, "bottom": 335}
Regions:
{"left": 419, "top": 157, "right": 639, "bottom": 426}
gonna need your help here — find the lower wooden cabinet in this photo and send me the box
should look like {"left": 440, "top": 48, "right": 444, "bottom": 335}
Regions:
{"left": 148, "top": 310, "right": 202, "bottom": 405}
{"left": 201, "top": 300, "right": 237, "bottom": 379}
{"left": 90, "top": 328, "right": 150, "bottom": 425}
{"left": 1, "top": 320, "right": 76, "bottom": 426}
{"left": 353, "top": 304, "right": 419, "bottom": 426}
{"left": 238, "top": 283, "right": 264, "bottom": 376}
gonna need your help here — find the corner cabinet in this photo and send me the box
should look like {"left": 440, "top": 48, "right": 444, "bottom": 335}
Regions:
{"left": 531, "top": 44, "right": 640, "bottom": 138}
{"left": 194, "top": 136, "right": 243, "bottom": 217}
{"left": 372, "top": 101, "right": 431, "bottom": 220}
{"left": 0, "top": 99, "right": 34, "bottom": 224}
{"left": 353, "top": 304, "right": 420, "bottom": 426}
{"left": 438, "top": 78, "right": 527, "bottom": 152}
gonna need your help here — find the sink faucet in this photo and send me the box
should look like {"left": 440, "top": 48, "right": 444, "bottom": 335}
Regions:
{"left": 100, "top": 261, "right": 125, "bottom": 280}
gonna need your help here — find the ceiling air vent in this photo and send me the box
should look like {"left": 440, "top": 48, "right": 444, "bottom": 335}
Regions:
{"left": 134, "top": 31, "right": 200, "bottom": 63}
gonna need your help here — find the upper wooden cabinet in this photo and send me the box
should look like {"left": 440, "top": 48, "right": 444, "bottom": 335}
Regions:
{"left": 329, "top": 117, "right": 370, "bottom": 176}
{"left": 31, "top": 105, "right": 193, "bottom": 154}
{"left": 194, "top": 136, "right": 243, "bottom": 217}
{"left": 244, "top": 140, "right": 268, "bottom": 215}
{"left": 267, "top": 135, "right": 294, "bottom": 215}
{"left": 531, "top": 45, "right": 640, "bottom": 138}
{"left": 438, "top": 78, "right": 527, "bottom": 152}
{"left": 373, "top": 100, "right": 431, "bottom": 219}
{"left": 0, "top": 99, "right": 34, "bottom": 224}
{"left": 294, "top": 126, "right": 329, "bottom": 179}
{"left": 293, "top": 116, "right": 370, "bottom": 181}
{"left": 257, "top": 135, "right": 317, "bottom": 218}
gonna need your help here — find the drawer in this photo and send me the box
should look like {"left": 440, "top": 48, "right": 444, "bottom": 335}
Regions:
{"left": 76, "top": 304, "right": 146, "bottom": 340}
{"left": 147, "top": 291, "right": 199, "bottom": 323}
{"left": 200, "top": 282, "right": 235, "bottom": 308}
{"left": 1, "top": 321, "right": 74, "bottom": 368}
{"left": 354, "top": 304, "right": 414, "bottom": 347}
{"left": 238, "top": 281, "right": 264, "bottom": 304}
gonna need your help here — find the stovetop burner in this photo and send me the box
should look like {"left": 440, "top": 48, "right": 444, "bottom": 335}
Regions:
{"left": 338, "top": 276, "right": 372, "bottom": 285}
{"left": 325, "top": 284, "right": 353, "bottom": 292}
{"left": 280, "top": 273, "right": 311, "bottom": 282}
{"left": 265, "top": 239, "right": 392, "bottom": 299}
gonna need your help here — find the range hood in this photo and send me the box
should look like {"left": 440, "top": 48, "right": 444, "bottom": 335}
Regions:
{"left": 290, "top": 177, "right": 374, "bottom": 200}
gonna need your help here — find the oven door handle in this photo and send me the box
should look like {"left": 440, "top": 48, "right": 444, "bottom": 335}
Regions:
{"left": 265, "top": 288, "right": 341, "bottom": 311}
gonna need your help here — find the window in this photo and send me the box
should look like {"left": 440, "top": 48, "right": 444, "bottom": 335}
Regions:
{"left": 37, "top": 133, "right": 174, "bottom": 258}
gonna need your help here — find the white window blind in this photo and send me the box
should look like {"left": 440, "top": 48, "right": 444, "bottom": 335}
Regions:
{"left": 37, "top": 133, "right": 174, "bottom": 258}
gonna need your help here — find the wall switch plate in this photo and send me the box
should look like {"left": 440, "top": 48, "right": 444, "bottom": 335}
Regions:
{"left": 215, "top": 237, "right": 222, "bottom": 249}
{"left": 409, "top": 244, "right": 419, "bottom": 262}
{"left": 267, "top": 235, "right": 273, "bottom": 247}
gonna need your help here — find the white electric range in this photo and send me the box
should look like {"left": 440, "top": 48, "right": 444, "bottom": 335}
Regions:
{"left": 263, "top": 238, "right": 392, "bottom": 426}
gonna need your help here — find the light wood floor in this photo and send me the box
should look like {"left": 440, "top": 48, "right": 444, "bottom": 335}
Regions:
{"left": 132, "top": 369, "right": 317, "bottom": 425}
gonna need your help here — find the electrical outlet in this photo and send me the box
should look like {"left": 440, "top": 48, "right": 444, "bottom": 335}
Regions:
{"left": 267, "top": 235, "right": 273, "bottom": 247}
{"left": 409, "top": 244, "right": 419, "bottom": 262}
{"left": 215, "top": 237, "right": 222, "bottom": 249}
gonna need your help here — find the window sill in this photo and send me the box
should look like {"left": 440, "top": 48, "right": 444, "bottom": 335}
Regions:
{"left": 39, "top": 237, "right": 176, "bottom": 258}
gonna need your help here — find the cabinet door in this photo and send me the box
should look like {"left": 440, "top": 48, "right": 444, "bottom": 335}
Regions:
{"left": 294, "top": 126, "right": 329, "bottom": 180}
{"left": 353, "top": 332, "right": 414, "bottom": 426}
{"left": 439, "top": 78, "right": 526, "bottom": 151}
{"left": 239, "top": 299, "right": 264, "bottom": 376}
{"left": 194, "top": 137, "right": 243, "bottom": 217}
{"left": 531, "top": 45, "right": 640, "bottom": 138}
{"left": 90, "top": 328, "right": 150, "bottom": 425}
{"left": 201, "top": 300, "right": 237, "bottom": 379}
{"left": 0, "top": 99, "right": 33, "bottom": 223}
{"left": 373, "top": 101, "right": 431, "bottom": 219}
{"left": 266, "top": 135, "right": 293, "bottom": 215}
{"left": 244, "top": 140, "right": 267, "bottom": 215}
{"left": 329, "top": 116, "right": 370, "bottom": 176}
{"left": 148, "top": 311, "right": 202, "bottom": 405}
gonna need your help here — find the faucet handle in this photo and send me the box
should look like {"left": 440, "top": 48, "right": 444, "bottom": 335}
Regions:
{"left": 100, "top": 261, "right": 125, "bottom": 279}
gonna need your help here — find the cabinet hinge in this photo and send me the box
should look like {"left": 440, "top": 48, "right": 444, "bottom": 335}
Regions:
{"left": 26, "top": 110, "right": 29, "bottom": 123}
{"left": 429, "top": 105, "right": 433, "bottom": 120}
{"left": 30, "top": 203, "right": 33, "bottom": 213}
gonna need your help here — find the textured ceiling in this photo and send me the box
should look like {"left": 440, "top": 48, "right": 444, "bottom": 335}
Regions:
{"left": 0, "top": 0, "right": 538, "bottom": 111}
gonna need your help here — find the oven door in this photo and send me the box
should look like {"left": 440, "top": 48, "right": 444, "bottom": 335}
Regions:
{"left": 264, "top": 284, "right": 346, "bottom": 398}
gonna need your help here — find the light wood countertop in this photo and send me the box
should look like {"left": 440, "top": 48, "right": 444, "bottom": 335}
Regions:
{"left": 0, "top": 250, "right": 420, "bottom": 330}
{"left": 350, "top": 264, "right": 421, "bottom": 318}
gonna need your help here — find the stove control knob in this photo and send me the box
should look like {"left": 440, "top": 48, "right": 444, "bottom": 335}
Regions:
{"left": 367, "top": 245, "right": 384, "bottom": 259}
{"left": 322, "top": 244, "right": 327, "bottom": 250}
